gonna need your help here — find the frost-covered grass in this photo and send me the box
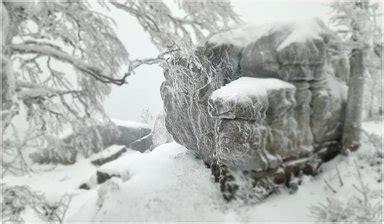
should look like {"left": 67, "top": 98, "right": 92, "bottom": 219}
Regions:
{"left": 2, "top": 121, "right": 383, "bottom": 222}
{"left": 308, "top": 121, "right": 383, "bottom": 223}
{"left": 309, "top": 160, "right": 382, "bottom": 223}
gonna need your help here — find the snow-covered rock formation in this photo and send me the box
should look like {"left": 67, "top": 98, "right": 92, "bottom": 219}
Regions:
{"left": 209, "top": 77, "right": 294, "bottom": 171}
{"left": 161, "top": 18, "right": 349, "bottom": 200}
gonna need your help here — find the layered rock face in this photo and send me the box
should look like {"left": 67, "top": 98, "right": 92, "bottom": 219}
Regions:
{"left": 161, "top": 19, "right": 348, "bottom": 194}
{"left": 209, "top": 77, "right": 296, "bottom": 171}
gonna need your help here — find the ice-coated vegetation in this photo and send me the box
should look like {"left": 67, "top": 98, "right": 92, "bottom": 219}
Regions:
{"left": 1, "top": 0, "right": 382, "bottom": 223}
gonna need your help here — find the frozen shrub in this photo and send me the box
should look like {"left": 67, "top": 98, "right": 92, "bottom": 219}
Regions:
{"left": 1, "top": 184, "right": 71, "bottom": 223}
{"left": 310, "top": 162, "right": 382, "bottom": 223}
{"left": 152, "top": 112, "right": 173, "bottom": 148}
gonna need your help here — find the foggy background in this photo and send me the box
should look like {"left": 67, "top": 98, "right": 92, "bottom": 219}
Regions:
{"left": 103, "top": 1, "right": 331, "bottom": 122}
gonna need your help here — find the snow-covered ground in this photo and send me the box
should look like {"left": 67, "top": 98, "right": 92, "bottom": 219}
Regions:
{"left": 363, "top": 120, "right": 383, "bottom": 137}
{"left": 2, "top": 121, "right": 383, "bottom": 222}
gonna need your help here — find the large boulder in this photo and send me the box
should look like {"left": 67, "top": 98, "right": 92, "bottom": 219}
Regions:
{"left": 128, "top": 134, "right": 152, "bottom": 152}
{"left": 161, "top": 18, "right": 348, "bottom": 200}
{"left": 162, "top": 18, "right": 347, "bottom": 164}
{"left": 89, "top": 145, "right": 127, "bottom": 166}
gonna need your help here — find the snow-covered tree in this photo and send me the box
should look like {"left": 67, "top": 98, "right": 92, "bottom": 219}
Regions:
{"left": 1, "top": 1, "right": 129, "bottom": 174}
{"left": 110, "top": 0, "right": 240, "bottom": 49}
{"left": 1, "top": 0, "right": 239, "bottom": 175}
{"left": 140, "top": 107, "right": 153, "bottom": 125}
{"left": 329, "top": 0, "right": 382, "bottom": 153}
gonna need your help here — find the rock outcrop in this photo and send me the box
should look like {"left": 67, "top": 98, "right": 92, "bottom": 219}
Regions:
{"left": 209, "top": 78, "right": 295, "bottom": 171}
{"left": 161, "top": 18, "right": 349, "bottom": 200}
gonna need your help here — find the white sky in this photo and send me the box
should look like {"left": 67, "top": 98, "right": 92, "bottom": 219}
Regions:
{"left": 103, "top": 1, "right": 335, "bottom": 122}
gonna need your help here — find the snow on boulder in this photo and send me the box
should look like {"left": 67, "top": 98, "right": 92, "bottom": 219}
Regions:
{"left": 209, "top": 77, "right": 268, "bottom": 120}
{"left": 209, "top": 23, "right": 275, "bottom": 48}
{"left": 112, "top": 119, "right": 150, "bottom": 129}
{"left": 89, "top": 145, "right": 127, "bottom": 166}
{"left": 111, "top": 119, "right": 152, "bottom": 148}
{"left": 128, "top": 134, "right": 152, "bottom": 152}
{"left": 209, "top": 18, "right": 338, "bottom": 81}
{"left": 209, "top": 18, "right": 331, "bottom": 50}
{"left": 209, "top": 77, "right": 293, "bottom": 120}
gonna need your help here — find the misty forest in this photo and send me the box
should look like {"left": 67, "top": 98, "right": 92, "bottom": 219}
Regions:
{"left": 1, "top": 0, "right": 383, "bottom": 223}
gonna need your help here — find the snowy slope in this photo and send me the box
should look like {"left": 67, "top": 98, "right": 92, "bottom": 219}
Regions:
{"left": 67, "top": 143, "right": 231, "bottom": 222}
{"left": 2, "top": 121, "right": 382, "bottom": 222}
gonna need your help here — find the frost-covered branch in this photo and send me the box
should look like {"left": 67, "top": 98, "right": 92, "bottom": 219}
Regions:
{"left": 17, "top": 80, "right": 84, "bottom": 100}
{"left": 2, "top": 184, "right": 72, "bottom": 223}
{"left": 125, "top": 49, "right": 179, "bottom": 77}
{"left": 330, "top": 0, "right": 382, "bottom": 53}
{"left": 10, "top": 42, "right": 129, "bottom": 85}
{"left": 1, "top": 1, "right": 128, "bottom": 174}
{"left": 1, "top": 0, "right": 239, "bottom": 174}
{"left": 111, "top": 0, "right": 241, "bottom": 49}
